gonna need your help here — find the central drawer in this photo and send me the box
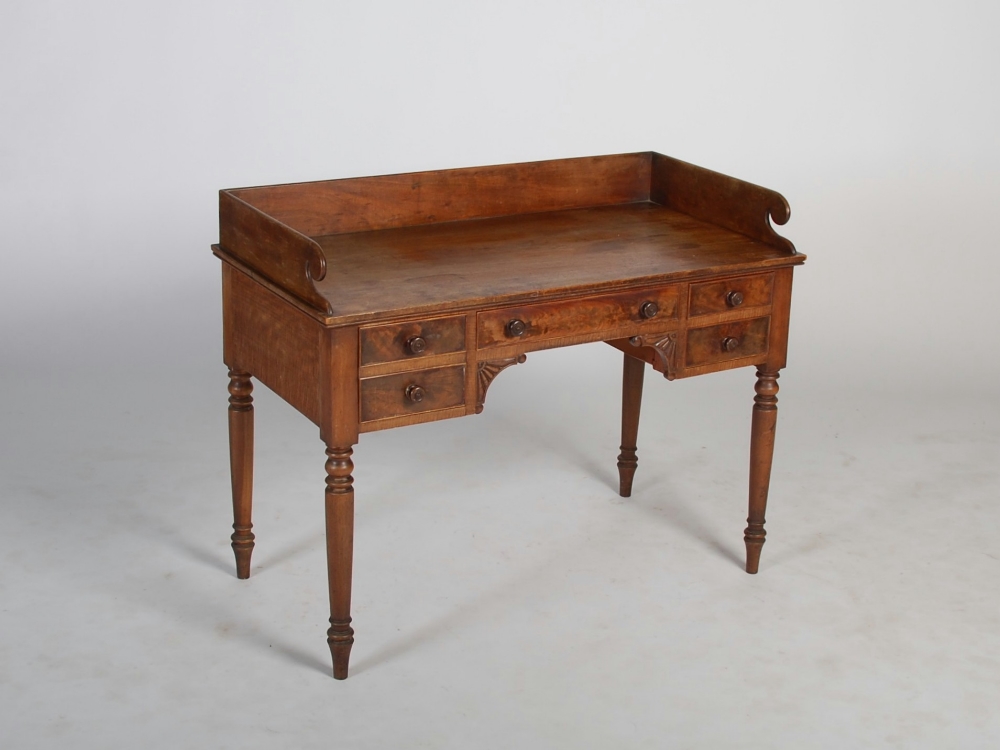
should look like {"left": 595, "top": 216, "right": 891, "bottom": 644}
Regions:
{"left": 359, "top": 365, "right": 465, "bottom": 423}
{"left": 478, "top": 285, "right": 682, "bottom": 350}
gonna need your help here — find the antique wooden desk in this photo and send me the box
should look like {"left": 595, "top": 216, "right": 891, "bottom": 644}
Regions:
{"left": 213, "top": 152, "right": 804, "bottom": 679}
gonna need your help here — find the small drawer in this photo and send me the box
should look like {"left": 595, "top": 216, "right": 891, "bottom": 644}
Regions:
{"left": 360, "top": 316, "right": 466, "bottom": 366}
{"left": 359, "top": 365, "right": 465, "bottom": 422}
{"left": 478, "top": 285, "right": 681, "bottom": 350}
{"left": 685, "top": 317, "right": 770, "bottom": 368}
{"left": 688, "top": 273, "right": 773, "bottom": 317}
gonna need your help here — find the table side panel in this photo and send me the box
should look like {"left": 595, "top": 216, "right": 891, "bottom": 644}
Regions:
{"left": 650, "top": 152, "right": 796, "bottom": 254}
{"left": 223, "top": 264, "right": 324, "bottom": 425}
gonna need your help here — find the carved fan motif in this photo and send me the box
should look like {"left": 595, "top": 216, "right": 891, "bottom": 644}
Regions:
{"left": 476, "top": 354, "right": 527, "bottom": 413}
{"left": 628, "top": 332, "right": 678, "bottom": 380}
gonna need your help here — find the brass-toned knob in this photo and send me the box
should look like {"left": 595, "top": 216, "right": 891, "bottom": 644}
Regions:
{"left": 640, "top": 301, "right": 659, "bottom": 319}
{"left": 726, "top": 290, "right": 744, "bottom": 307}
{"left": 406, "top": 336, "right": 427, "bottom": 354}
{"left": 722, "top": 337, "right": 740, "bottom": 352}
{"left": 405, "top": 384, "right": 424, "bottom": 403}
{"left": 506, "top": 319, "right": 526, "bottom": 337}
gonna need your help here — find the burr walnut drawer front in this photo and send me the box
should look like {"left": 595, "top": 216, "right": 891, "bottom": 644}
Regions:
{"left": 688, "top": 273, "right": 774, "bottom": 317}
{"left": 478, "top": 285, "right": 682, "bottom": 350}
{"left": 360, "top": 316, "right": 466, "bottom": 366}
{"left": 359, "top": 365, "right": 465, "bottom": 423}
{"left": 685, "top": 317, "right": 771, "bottom": 368}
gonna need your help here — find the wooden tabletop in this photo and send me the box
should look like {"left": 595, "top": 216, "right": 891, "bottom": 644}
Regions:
{"left": 312, "top": 201, "right": 802, "bottom": 323}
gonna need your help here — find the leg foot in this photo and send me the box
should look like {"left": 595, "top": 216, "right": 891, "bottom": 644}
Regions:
{"left": 616, "top": 353, "right": 645, "bottom": 497}
{"left": 328, "top": 618, "right": 355, "bottom": 680}
{"left": 228, "top": 369, "right": 255, "bottom": 579}
{"left": 745, "top": 369, "right": 779, "bottom": 574}
{"left": 325, "top": 446, "right": 355, "bottom": 679}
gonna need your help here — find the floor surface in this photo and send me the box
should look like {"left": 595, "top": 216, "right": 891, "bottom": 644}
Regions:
{"left": 2, "top": 344, "right": 998, "bottom": 748}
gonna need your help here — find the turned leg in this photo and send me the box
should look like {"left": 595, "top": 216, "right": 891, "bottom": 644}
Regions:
{"left": 745, "top": 369, "right": 779, "bottom": 574}
{"left": 617, "top": 353, "right": 645, "bottom": 497}
{"left": 325, "top": 445, "right": 356, "bottom": 679}
{"left": 228, "top": 369, "right": 255, "bottom": 579}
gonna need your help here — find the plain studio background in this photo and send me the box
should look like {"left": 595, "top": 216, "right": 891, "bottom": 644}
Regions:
{"left": 1, "top": 1, "right": 998, "bottom": 748}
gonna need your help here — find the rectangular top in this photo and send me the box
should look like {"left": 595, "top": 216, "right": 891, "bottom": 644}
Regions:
{"left": 311, "top": 202, "right": 796, "bottom": 320}
{"left": 216, "top": 152, "right": 802, "bottom": 324}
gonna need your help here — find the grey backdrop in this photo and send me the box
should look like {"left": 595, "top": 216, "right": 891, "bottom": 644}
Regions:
{"left": 2, "top": 2, "right": 998, "bottom": 748}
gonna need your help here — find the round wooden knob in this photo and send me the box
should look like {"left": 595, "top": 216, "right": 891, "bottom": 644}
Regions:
{"left": 406, "top": 336, "right": 427, "bottom": 354}
{"left": 722, "top": 337, "right": 740, "bottom": 352}
{"left": 405, "top": 384, "right": 424, "bottom": 403}
{"left": 726, "top": 290, "right": 744, "bottom": 307}
{"left": 640, "top": 301, "right": 659, "bottom": 319}
{"left": 506, "top": 319, "right": 526, "bottom": 337}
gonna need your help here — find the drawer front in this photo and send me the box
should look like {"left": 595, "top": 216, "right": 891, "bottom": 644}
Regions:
{"left": 685, "top": 317, "right": 770, "bottom": 368}
{"left": 360, "top": 316, "right": 466, "bottom": 366}
{"left": 688, "top": 273, "right": 774, "bottom": 317}
{"left": 360, "top": 365, "right": 465, "bottom": 422}
{"left": 478, "top": 286, "right": 682, "bottom": 350}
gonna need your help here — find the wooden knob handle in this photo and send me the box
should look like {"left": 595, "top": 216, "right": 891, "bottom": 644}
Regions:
{"left": 405, "top": 384, "right": 424, "bottom": 403}
{"left": 722, "top": 337, "right": 740, "bottom": 352}
{"left": 406, "top": 336, "right": 427, "bottom": 354}
{"left": 640, "top": 301, "right": 659, "bottom": 319}
{"left": 506, "top": 319, "right": 526, "bottom": 337}
{"left": 726, "top": 290, "right": 744, "bottom": 307}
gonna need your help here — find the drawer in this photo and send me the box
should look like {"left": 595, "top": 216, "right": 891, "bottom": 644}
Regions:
{"left": 688, "top": 273, "right": 773, "bottom": 317}
{"left": 360, "top": 365, "right": 465, "bottom": 422}
{"left": 360, "top": 316, "right": 466, "bottom": 366}
{"left": 685, "top": 317, "right": 770, "bottom": 368}
{"left": 478, "top": 285, "right": 681, "bottom": 350}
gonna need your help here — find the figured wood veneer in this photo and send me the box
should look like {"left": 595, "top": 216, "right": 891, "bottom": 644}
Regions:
{"left": 360, "top": 316, "right": 466, "bottom": 366}
{"left": 477, "top": 284, "right": 682, "bottom": 350}
{"left": 359, "top": 365, "right": 466, "bottom": 423}
{"left": 685, "top": 317, "right": 771, "bottom": 368}
{"left": 689, "top": 272, "right": 774, "bottom": 317}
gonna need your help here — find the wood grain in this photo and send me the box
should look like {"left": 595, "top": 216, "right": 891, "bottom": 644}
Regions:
{"left": 218, "top": 192, "right": 330, "bottom": 314}
{"left": 223, "top": 265, "right": 323, "bottom": 426}
{"left": 478, "top": 284, "right": 682, "bottom": 350}
{"left": 684, "top": 317, "right": 770, "bottom": 368}
{"left": 688, "top": 272, "right": 774, "bottom": 317}
{"left": 230, "top": 153, "right": 653, "bottom": 237}
{"left": 227, "top": 370, "right": 254, "bottom": 580}
{"left": 746, "top": 370, "right": 779, "bottom": 574}
{"left": 359, "top": 365, "right": 465, "bottom": 423}
{"left": 650, "top": 152, "right": 797, "bottom": 255}
{"left": 360, "top": 316, "right": 466, "bottom": 366}
{"left": 617, "top": 353, "right": 645, "bottom": 497}
{"left": 325, "top": 445, "right": 355, "bottom": 679}
{"left": 311, "top": 202, "right": 799, "bottom": 325}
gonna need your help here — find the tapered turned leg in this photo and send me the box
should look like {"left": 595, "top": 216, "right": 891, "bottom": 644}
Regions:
{"left": 325, "top": 445, "right": 355, "bottom": 679}
{"left": 745, "top": 369, "right": 780, "bottom": 574}
{"left": 228, "top": 369, "right": 255, "bottom": 579}
{"left": 617, "top": 353, "right": 646, "bottom": 497}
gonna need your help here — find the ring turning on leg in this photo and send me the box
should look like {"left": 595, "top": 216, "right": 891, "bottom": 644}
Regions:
{"left": 325, "top": 445, "right": 356, "bottom": 679}
{"left": 228, "top": 369, "right": 255, "bottom": 579}
{"left": 745, "top": 369, "right": 779, "bottom": 574}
